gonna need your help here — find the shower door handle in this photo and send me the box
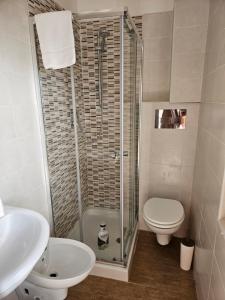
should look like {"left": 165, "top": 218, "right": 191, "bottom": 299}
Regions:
{"left": 123, "top": 151, "right": 128, "bottom": 157}
{"left": 110, "top": 151, "right": 128, "bottom": 160}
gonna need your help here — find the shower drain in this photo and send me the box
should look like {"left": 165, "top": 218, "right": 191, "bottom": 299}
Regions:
{"left": 49, "top": 272, "right": 58, "bottom": 278}
{"left": 116, "top": 237, "right": 121, "bottom": 244}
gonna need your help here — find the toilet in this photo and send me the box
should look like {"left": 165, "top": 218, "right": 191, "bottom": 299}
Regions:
{"left": 16, "top": 238, "right": 95, "bottom": 300}
{"left": 143, "top": 197, "right": 185, "bottom": 246}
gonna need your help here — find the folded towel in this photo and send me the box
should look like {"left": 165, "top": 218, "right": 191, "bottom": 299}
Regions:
{"left": 35, "top": 10, "right": 76, "bottom": 69}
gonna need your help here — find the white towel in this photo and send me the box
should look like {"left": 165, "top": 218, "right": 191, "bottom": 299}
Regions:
{"left": 35, "top": 10, "right": 76, "bottom": 69}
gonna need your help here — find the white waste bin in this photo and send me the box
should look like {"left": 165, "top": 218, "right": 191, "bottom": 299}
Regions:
{"left": 180, "top": 238, "right": 194, "bottom": 271}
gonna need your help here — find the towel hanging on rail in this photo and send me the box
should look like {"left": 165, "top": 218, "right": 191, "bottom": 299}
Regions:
{"left": 34, "top": 10, "right": 76, "bottom": 69}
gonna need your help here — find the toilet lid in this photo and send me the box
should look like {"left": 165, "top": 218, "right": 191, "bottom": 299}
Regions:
{"left": 143, "top": 197, "right": 184, "bottom": 226}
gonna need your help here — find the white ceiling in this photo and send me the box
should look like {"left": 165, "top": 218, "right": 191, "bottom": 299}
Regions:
{"left": 56, "top": 0, "right": 174, "bottom": 15}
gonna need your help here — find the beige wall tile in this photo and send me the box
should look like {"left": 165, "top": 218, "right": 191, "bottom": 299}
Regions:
{"left": 142, "top": 12, "right": 173, "bottom": 39}
{"left": 144, "top": 37, "right": 172, "bottom": 61}
{"left": 0, "top": 0, "right": 51, "bottom": 223}
{"left": 170, "top": 0, "right": 209, "bottom": 103}
{"left": 194, "top": 218, "right": 214, "bottom": 300}
{"left": 143, "top": 85, "right": 170, "bottom": 102}
{"left": 172, "top": 53, "right": 205, "bottom": 79}
{"left": 139, "top": 102, "right": 199, "bottom": 236}
{"left": 170, "top": 76, "right": 203, "bottom": 103}
{"left": 143, "top": 60, "right": 171, "bottom": 101}
{"left": 215, "top": 225, "right": 225, "bottom": 288}
{"left": 191, "top": 4, "right": 225, "bottom": 298}
{"left": 174, "top": 0, "right": 209, "bottom": 28}
{"left": 173, "top": 26, "right": 207, "bottom": 55}
{"left": 144, "top": 60, "right": 171, "bottom": 85}
{"left": 143, "top": 11, "right": 173, "bottom": 102}
{"left": 210, "top": 257, "right": 225, "bottom": 300}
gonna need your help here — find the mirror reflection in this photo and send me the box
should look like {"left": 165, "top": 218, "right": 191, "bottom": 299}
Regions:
{"left": 155, "top": 109, "right": 187, "bottom": 129}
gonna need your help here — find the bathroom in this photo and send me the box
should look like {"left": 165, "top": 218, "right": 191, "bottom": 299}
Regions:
{"left": 0, "top": 0, "right": 225, "bottom": 299}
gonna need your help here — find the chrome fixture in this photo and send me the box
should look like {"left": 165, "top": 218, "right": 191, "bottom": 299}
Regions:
{"left": 0, "top": 197, "right": 5, "bottom": 218}
{"left": 111, "top": 150, "right": 129, "bottom": 160}
{"left": 97, "top": 29, "right": 110, "bottom": 110}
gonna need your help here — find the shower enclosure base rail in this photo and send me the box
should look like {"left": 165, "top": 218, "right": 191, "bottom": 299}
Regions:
{"left": 67, "top": 207, "right": 138, "bottom": 281}
{"left": 90, "top": 224, "right": 138, "bottom": 282}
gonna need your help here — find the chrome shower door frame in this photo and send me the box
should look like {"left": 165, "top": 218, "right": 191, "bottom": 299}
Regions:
{"left": 119, "top": 11, "right": 143, "bottom": 264}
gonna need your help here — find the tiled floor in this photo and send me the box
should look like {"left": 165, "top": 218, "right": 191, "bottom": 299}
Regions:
{"left": 68, "top": 230, "right": 197, "bottom": 300}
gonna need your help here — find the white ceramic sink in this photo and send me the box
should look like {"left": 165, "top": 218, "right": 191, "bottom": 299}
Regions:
{"left": 0, "top": 206, "right": 49, "bottom": 299}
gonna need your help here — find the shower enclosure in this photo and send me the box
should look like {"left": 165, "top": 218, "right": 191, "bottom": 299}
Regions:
{"left": 30, "top": 8, "right": 143, "bottom": 267}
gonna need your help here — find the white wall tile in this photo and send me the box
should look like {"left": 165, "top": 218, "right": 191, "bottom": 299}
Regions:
{"left": 139, "top": 102, "right": 199, "bottom": 236}
{"left": 194, "top": 218, "right": 214, "bottom": 300}
{"left": 0, "top": 0, "right": 51, "bottom": 224}
{"left": 142, "top": 12, "right": 173, "bottom": 39}
{"left": 173, "top": 26, "right": 207, "bottom": 55}
{"left": 174, "top": 0, "right": 209, "bottom": 28}
{"left": 0, "top": 107, "right": 16, "bottom": 141}
{"left": 210, "top": 257, "right": 225, "bottom": 300}
{"left": 170, "top": 0, "right": 209, "bottom": 103}
{"left": 191, "top": 1, "right": 225, "bottom": 299}
{"left": 0, "top": 72, "right": 13, "bottom": 105}
{"left": 214, "top": 225, "right": 225, "bottom": 288}
{"left": 142, "top": 12, "right": 173, "bottom": 102}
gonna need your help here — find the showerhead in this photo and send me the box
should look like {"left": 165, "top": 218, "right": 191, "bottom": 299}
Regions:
{"left": 99, "top": 29, "right": 110, "bottom": 38}
{"left": 97, "top": 29, "right": 110, "bottom": 53}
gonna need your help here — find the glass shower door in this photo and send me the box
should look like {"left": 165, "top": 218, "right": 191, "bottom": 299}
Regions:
{"left": 121, "top": 15, "right": 142, "bottom": 263}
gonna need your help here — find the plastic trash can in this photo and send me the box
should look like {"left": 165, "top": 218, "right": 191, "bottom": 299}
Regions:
{"left": 180, "top": 238, "right": 195, "bottom": 271}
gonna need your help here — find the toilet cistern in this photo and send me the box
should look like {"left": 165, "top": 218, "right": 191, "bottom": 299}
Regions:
{"left": 0, "top": 197, "right": 5, "bottom": 218}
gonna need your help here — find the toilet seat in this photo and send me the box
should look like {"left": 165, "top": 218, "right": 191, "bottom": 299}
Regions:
{"left": 143, "top": 214, "right": 184, "bottom": 229}
{"left": 143, "top": 197, "right": 184, "bottom": 228}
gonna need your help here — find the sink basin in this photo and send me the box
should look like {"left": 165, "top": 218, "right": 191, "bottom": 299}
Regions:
{"left": 0, "top": 206, "right": 49, "bottom": 299}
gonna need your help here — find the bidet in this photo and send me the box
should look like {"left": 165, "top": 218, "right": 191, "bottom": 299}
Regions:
{"left": 16, "top": 237, "right": 96, "bottom": 300}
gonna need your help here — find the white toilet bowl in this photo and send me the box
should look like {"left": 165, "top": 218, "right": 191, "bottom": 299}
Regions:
{"left": 16, "top": 237, "right": 95, "bottom": 300}
{"left": 143, "top": 197, "right": 185, "bottom": 246}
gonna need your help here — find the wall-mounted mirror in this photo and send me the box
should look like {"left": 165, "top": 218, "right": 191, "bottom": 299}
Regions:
{"left": 155, "top": 109, "right": 187, "bottom": 129}
{"left": 142, "top": 10, "right": 174, "bottom": 102}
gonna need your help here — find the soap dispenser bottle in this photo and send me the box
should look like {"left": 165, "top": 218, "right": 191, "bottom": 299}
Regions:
{"left": 98, "top": 223, "right": 109, "bottom": 250}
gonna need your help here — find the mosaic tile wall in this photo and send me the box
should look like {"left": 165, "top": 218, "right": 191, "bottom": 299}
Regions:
{"left": 80, "top": 16, "right": 142, "bottom": 210}
{"left": 28, "top": 0, "right": 142, "bottom": 236}
{"left": 80, "top": 17, "right": 121, "bottom": 209}
{"left": 28, "top": 0, "right": 88, "bottom": 237}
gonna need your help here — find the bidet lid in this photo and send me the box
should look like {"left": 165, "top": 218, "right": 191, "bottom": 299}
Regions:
{"left": 143, "top": 197, "right": 184, "bottom": 226}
